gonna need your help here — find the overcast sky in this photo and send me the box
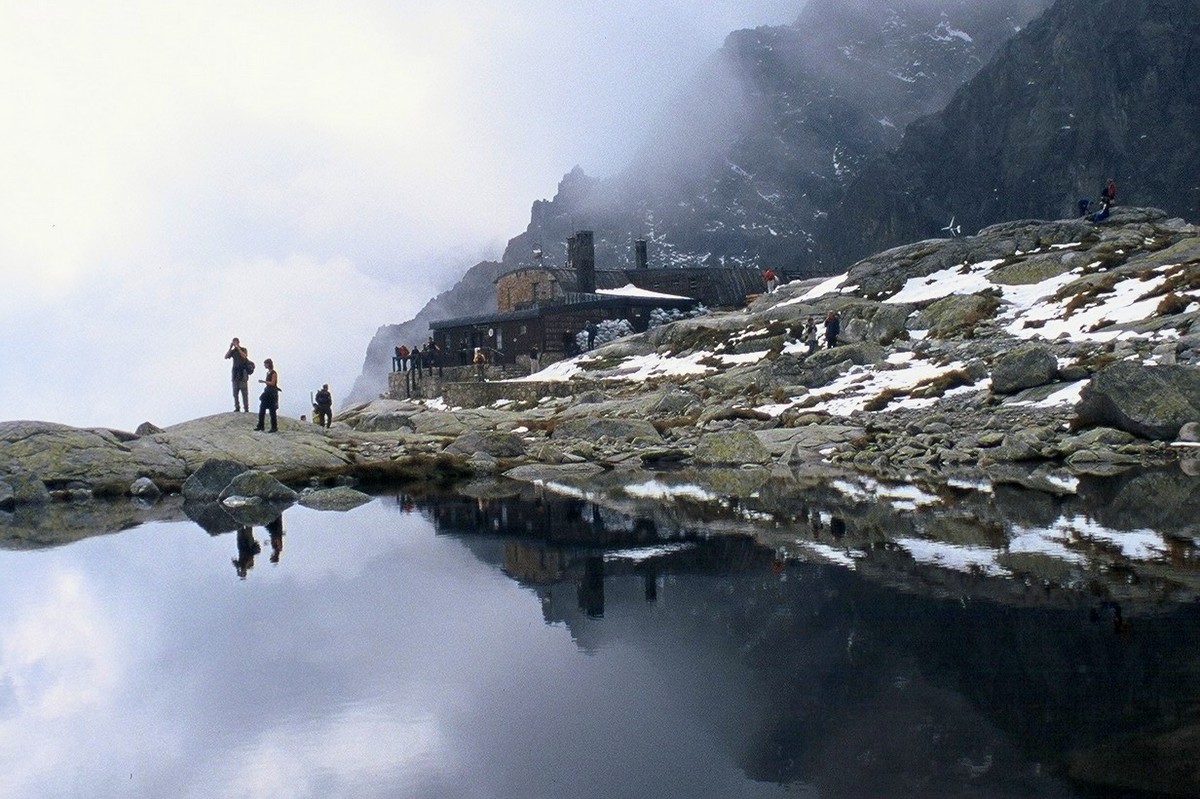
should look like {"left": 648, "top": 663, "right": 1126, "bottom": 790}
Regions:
{"left": 0, "top": 0, "right": 803, "bottom": 429}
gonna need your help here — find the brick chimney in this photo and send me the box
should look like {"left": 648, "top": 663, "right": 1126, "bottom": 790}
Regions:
{"left": 569, "top": 230, "right": 595, "bottom": 293}
{"left": 635, "top": 239, "right": 648, "bottom": 270}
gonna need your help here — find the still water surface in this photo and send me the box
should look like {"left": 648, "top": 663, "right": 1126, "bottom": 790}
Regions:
{"left": 0, "top": 491, "right": 1195, "bottom": 798}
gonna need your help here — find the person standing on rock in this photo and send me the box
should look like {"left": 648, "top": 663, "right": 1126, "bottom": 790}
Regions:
{"left": 804, "top": 317, "right": 818, "bottom": 355}
{"left": 254, "top": 358, "right": 280, "bottom": 432}
{"left": 225, "top": 338, "right": 252, "bottom": 412}
{"left": 824, "top": 310, "right": 840, "bottom": 349}
{"left": 473, "top": 347, "right": 487, "bottom": 381}
{"left": 314, "top": 383, "right": 333, "bottom": 428}
{"left": 764, "top": 268, "right": 778, "bottom": 294}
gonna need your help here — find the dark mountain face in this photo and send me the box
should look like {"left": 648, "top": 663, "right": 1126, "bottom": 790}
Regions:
{"left": 822, "top": 0, "right": 1200, "bottom": 268}
{"left": 502, "top": 0, "right": 1053, "bottom": 277}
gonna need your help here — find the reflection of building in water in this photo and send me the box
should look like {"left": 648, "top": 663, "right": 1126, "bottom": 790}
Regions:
{"left": 424, "top": 491, "right": 772, "bottom": 623}
{"left": 504, "top": 541, "right": 569, "bottom": 584}
{"left": 426, "top": 493, "right": 661, "bottom": 547}
{"left": 579, "top": 556, "right": 605, "bottom": 618}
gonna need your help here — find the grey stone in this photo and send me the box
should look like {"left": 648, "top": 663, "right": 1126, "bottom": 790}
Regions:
{"left": 298, "top": 487, "right": 374, "bottom": 511}
{"left": 219, "top": 470, "right": 299, "bottom": 504}
{"left": 991, "top": 343, "right": 1058, "bottom": 394}
{"left": 694, "top": 430, "right": 772, "bottom": 466}
{"left": 1074, "top": 362, "right": 1200, "bottom": 440}
{"left": 135, "top": 421, "right": 163, "bottom": 436}
{"left": 502, "top": 463, "right": 606, "bottom": 482}
{"left": 444, "top": 430, "right": 527, "bottom": 458}
{"left": 1178, "top": 422, "right": 1200, "bottom": 442}
{"left": 129, "top": 477, "right": 161, "bottom": 499}
{"left": 917, "top": 293, "right": 997, "bottom": 339}
{"left": 182, "top": 459, "right": 250, "bottom": 501}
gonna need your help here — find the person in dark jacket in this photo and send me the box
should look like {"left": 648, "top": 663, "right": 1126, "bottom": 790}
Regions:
{"left": 313, "top": 383, "right": 333, "bottom": 428}
{"left": 225, "top": 337, "right": 252, "bottom": 412}
{"left": 254, "top": 358, "right": 280, "bottom": 432}
{"left": 823, "top": 311, "right": 840, "bottom": 349}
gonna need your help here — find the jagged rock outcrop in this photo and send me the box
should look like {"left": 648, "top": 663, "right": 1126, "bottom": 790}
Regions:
{"left": 823, "top": 0, "right": 1200, "bottom": 267}
{"left": 349, "top": 0, "right": 1058, "bottom": 398}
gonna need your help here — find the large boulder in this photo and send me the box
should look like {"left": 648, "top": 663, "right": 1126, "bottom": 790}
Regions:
{"left": 443, "top": 430, "right": 527, "bottom": 458}
{"left": 916, "top": 293, "right": 998, "bottom": 339}
{"left": 0, "top": 469, "right": 52, "bottom": 506}
{"left": 182, "top": 459, "right": 250, "bottom": 501}
{"left": 991, "top": 343, "right": 1058, "bottom": 394}
{"left": 694, "top": 430, "right": 772, "bottom": 466}
{"left": 0, "top": 420, "right": 188, "bottom": 493}
{"left": 219, "top": 470, "right": 299, "bottom": 504}
{"left": 1074, "top": 362, "right": 1200, "bottom": 440}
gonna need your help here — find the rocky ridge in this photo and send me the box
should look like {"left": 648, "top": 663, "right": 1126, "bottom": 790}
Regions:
{"left": 5, "top": 208, "right": 1196, "bottom": 508}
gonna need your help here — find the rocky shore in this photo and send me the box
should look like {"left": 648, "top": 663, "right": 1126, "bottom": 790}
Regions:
{"left": 2, "top": 207, "right": 1197, "bottom": 526}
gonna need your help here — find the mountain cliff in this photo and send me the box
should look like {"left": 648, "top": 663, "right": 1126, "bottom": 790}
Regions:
{"left": 821, "top": 0, "right": 1200, "bottom": 266}
{"left": 349, "top": 0, "right": 1052, "bottom": 401}
{"left": 502, "top": 0, "right": 1054, "bottom": 276}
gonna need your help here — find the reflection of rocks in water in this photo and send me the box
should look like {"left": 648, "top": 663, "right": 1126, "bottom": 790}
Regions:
{"left": 182, "top": 500, "right": 239, "bottom": 535}
{"left": 184, "top": 499, "right": 294, "bottom": 534}
{"left": 224, "top": 500, "right": 294, "bottom": 529}
{"left": 539, "top": 465, "right": 1200, "bottom": 611}
{"left": 1069, "top": 721, "right": 1200, "bottom": 797}
{"left": 992, "top": 482, "right": 1067, "bottom": 529}
{"left": 1, "top": 495, "right": 185, "bottom": 550}
{"left": 730, "top": 562, "right": 1200, "bottom": 796}
{"left": 424, "top": 489, "right": 664, "bottom": 548}
{"left": 1074, "top": 467, "right": 1200, "bottom": 538}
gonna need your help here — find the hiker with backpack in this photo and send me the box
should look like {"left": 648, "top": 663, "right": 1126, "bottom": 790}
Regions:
{"left": 225, "top": 337, "right": 255, "bottom": 412}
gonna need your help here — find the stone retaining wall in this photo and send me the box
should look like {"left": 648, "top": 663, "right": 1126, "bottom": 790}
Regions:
{"left": 440, "top": 380, "right": 584, "bottom": 407}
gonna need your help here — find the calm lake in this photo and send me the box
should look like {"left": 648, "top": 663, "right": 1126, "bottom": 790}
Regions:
{"left": 1, "top": 483, "right": 1197, "bottom": 798}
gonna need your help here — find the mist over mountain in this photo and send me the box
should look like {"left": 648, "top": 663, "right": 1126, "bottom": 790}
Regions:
{"left": 500, "top": 0, "right": 1053, "bottom": 276}
{"left": 349, "top": 0, "right": 1196, "bottom": 402}
{"left": 821, "top": 0, "right": 1200, "bottom": 266}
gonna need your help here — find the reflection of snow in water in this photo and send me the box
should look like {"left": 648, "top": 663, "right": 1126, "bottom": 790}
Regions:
{"left": 623, "top": 480, "right": 719, "bottom": 502}
{"left": 1052, "top": 515, "right": 1167, "bottom": 561}
{"left": 1007, "top": 527, "right": 1089, "bottom": 564}
{"left": 794, "top": 541, "right": 863, "bottom": 569}
{"left": 831, "top": 477, "right": 942, "bottom": 508}
{"left": 604, "top": 543, "right": 696, "bottom": 563}
{"left": 895, "top": 537, "right": 1010, "bottom": 577}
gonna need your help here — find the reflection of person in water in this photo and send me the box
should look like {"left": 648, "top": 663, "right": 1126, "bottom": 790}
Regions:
{"left": 1090, "top": 600, "right": 1131, "bottom": 637}
{"left": 267, "top": 515, "right": 285, "bottom": 563}
{"left": 233, "top": 526, "right": 261, "bottom": 579}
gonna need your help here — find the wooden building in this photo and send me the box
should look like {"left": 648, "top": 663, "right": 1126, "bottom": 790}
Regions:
{"left": 429, "top": 231, "right": 765, "bottom": 366}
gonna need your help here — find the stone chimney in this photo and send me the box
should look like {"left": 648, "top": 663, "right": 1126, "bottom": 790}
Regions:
{"left": 569, "top": 230, "right": 595, "bottom": 293}
{"left": 635, "top": 239, "right": 648, "bottom": 270}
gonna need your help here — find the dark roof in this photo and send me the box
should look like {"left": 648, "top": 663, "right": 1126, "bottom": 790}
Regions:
{"left": 429, "top": 293, "right": 692, "bottom": 331}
